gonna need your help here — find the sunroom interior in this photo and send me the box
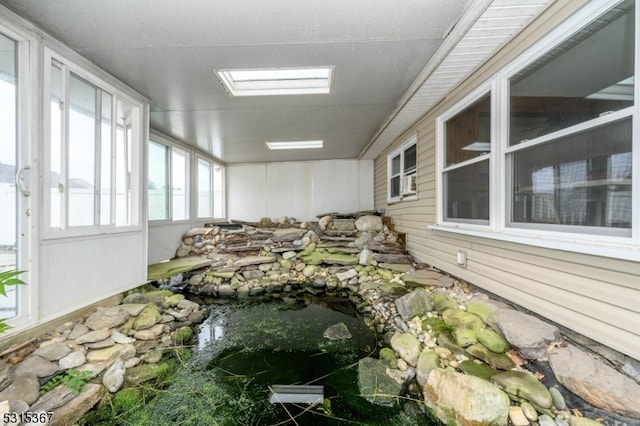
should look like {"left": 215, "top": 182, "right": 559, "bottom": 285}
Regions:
{"left": 0, "top": 0, "right": 638, "bottom": 366}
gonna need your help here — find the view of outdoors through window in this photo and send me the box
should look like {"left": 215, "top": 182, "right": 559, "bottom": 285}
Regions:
{"left": 0, "top": 32, "right": 18, "bottom": 318}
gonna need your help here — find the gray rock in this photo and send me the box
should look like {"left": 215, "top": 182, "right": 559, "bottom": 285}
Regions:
{"left": 15, "top": 355, "right": 60, "bottom": 377}
{"left": 395, "top": 289, "right": 432, "bottom": 321}
{"left": 111, "top": 329, "right": 136, "bottom": 344}
{"left": 103, "top": 358, "right": 126, "bottom": 393}
{"left": 0, "top": 372, "right": 40, "bottom": 405}
{"left": 28, "top": 383, "right": 76, "bottom": 412}
{"left": 549, "top": 344, "right": 640, "bottom": 418}
{"left": 68, "top": 323, "right": 90, "bottom": 340}
{"left": 487, "top": 308, "right": 560, "bottom": 360}
{"left": 86, "top": 337, "right": 116, "bottom": 349}
{"left": 217, "top": 284, "right": 236, "bottom": 298}
{"left": 336, "top": 268, "right": 358, "bottom": 281}
{"left": 49, "top": 383, "right": 106, "bottom": 425}
{"left": 358, "top": 357, "right": 403, "bottom": 406}
{"left": 118, "top": 303, "right": 148, "bottom": 316}
{"left": 85, "top": 306, "right": 130, "bottom": 331}
{"left": 59, "top": 351, "right": 87, "bottom": 370}
{"left": 75, "top": 329, "right": 111, "bottom": 344}
{"left": 549, "top": 386, "right": 566, "bottom": 410}
{"left": 355, "top": 215, "right": 383, "bottom": 232}
{"left": 0, "top": 361, "right": 15, "bottom": 392}
{"left": 242, "top": 269, "right": 264, "bottom": 280}
{"left": 323, "top": 323, "right": 352, "bottom": 340}
{"left": 538, "top": 415, "right": 558, "bottom": 426}
{"left": 233, "top": 255, "right": 277, "bottom": 267}
{"left": 390, "top": 332, "right": 421, "bottom": 367}
{"left": 32, "top": 341, "right": 72, "bottom": 361}
{"left": 402, "top": 270, "right": 445, "bottom": 287}
{"left": 424, "top": 368, "right": 510, "bottom": 426}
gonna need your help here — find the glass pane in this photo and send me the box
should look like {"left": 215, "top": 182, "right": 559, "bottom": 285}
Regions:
{"left": 198, "top": 159, "right": 212, "bottom": 218}
{"left": 0, "top": 32, "right": 18, "bottom": 318}
{"left": 445, "top": 93, "right": 491, "bottom": 166}
{"left": 148, "top": 141, "right": 168, "bottom": 221}
{"left": 68, "top": 73, "right": 97, "bottom": 227}
{"left": 390, "top": 176, "right": 400, "bottom": 198}
{"left": 445, "top": 160, "right": 490, "bottom": 221}
{"left": 50, "top": 63, "right": 62, "bottom": 228}
{"left": 100, "top": 92, "right": 112, "bottom": 225}
{"left": 510, "top": 0, "right": 634, "bottom": 145}
{"left": 115, "top": 99, "right": 135, "bottom": 226}
{"left": 404, "top": 144, "right": 417, "bottom": 173}
{"left": 213, "top": 164, "right": 224, "bottom": 218}
{"left": 512, "top": 119, "right": 631, "bottom": 229}
{"left": 171, "top": 149, "right": 187, "bottom": 220}
{"left": 391, "top": 155, "right": 400, "bottom": 175}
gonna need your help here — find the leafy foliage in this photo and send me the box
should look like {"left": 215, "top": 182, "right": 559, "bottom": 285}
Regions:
{"left": 0, "top": 268, "right": 26, "bottom": 334}
{"left": 40, "top": 369, "right": 92, "bottom": 395}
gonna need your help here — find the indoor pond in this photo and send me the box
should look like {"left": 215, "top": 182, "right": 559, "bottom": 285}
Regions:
{"left": 116, "top": 296, "right": 433, "bottom": 425}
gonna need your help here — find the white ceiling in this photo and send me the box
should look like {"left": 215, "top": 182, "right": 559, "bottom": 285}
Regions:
{"left": 1, "top": 0, "right": 554, "bottom": 164}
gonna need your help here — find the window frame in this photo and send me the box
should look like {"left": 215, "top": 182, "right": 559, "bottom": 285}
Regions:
{"left": 433, "top": 0, "right": 640, "bottom": 260}
{"left": 196, "top": 155, "right": 225, "bottom": 220}
{"left": 43, "top": 48, "right": 144, "bottom": 239}
{"left": 147, "top": 137, "right": 190, "bottom": 223}
{"left": 387, "top": 134, "right": 418, "bottom": 203}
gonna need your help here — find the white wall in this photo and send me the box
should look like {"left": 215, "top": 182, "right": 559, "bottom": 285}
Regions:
{"left": 227, "top": 159, "right": 374, "bottom": 222}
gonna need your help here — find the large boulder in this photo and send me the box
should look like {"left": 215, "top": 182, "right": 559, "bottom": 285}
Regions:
{"left": 355, "top": 215, "right": 383, "bottom": 232}
{"left": 487, "top": 308, "right": 560, "bottom": 360}
{"left": 424, "top": 368, "right": 510, "bottom": 426}
{"left": 549, "top": 344, "right": 640, "bottom": 418}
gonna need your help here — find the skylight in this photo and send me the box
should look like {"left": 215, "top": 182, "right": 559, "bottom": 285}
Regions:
{"left": 214, "top": 67, "right": 334, "bottom": 96}
{"left": 266, "top": 140, "right": 324, "bottom": 150}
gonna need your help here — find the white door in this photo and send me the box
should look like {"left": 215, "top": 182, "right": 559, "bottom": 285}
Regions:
{"left": 0, "top": 30, "right": 29, "bottom": 323}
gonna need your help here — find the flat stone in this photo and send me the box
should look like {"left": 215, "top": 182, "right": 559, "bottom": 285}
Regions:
{"left": 75, "top": 329, "right": 111, "bottom": 344}
{"left": 125, "top": 362, "right": 172, "bottom": 386}
{"left": 232, "top": 255, "right": 277, "bottom": 267}
{"left": 395, "top": 289, "right": 433, "bottom": 321}
{"left": 323, "top": 253, "right": 359, "bottom": 266}
{"left": 466, "top": 298, "right": 511, "bottom": 323}
{"left": 122, "top": 293, "right": 149, "bottom": 304}
{"left": 85, "top": 306, "right": 130, "bottom": 331}
{"left": 134, "top": 324, "right": 166, "bottom": 341}
{"left": 50, "top": 383, "right": 106, "bottom": 426}
{"left": 32, "top": 341, "right": 72, "bottom": 361}
{"left": 86, "top": 338, "right": 116, "bottom": 349}
{"left": 118, "top": 303, "right": 148, "bottom": 317}
{"left": 28, "top": 383, "right": 76, "bottom": 413}
{"left": 390, "top": 332, "right": 421, "bottom": 367}
{"left": 380, "top": 263, "right": 414, "bottom": 273}
{"left": 111, "top": 329, "right": 135, "bottom": 344}
{"left": 86, "top": 344, "right": 129, "bottom": 364}
{"left": 0, "top": 372, "right": 40, "bottom": 405}
{"left": 442, "top": 309, "right": 484, "bottom": 331}
{"left": 491, "top": 370, "right": 553, "bottom": 408}
{"left": 58, "top": 351, "right": 87, "bottom": 370}
{"left": 424, "top": 368, "right": 510, "bottom": 426}
{"left": 133, "top": 306, "right": 162, "bottom": 330}
{"left": 323, "top": 323, "right": 352, "bottom": 340}
{"left": 68, "top": 323, "right": 90, "bottom": 340}
{"left": 487, "top": 308, "right": 560, "bottom": 360}
{"left": 15, "top": 355, "right": 60, "bottom": 378}
{"left": 549, "top": 344, "right": 640, "bottom": 418}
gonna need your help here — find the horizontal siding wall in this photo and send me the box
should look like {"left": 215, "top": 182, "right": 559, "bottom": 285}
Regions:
{"left": 374, "top": 0, "right": 640, "bottom": 361}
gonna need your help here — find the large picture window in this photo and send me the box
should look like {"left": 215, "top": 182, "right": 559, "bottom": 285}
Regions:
{"left": 508, "top": 0, "right": 634, "bottom": 235}
{"left": 47, "top": 53, "right": 143, "bottom": 233}
{"left": 437, "top": 0, "right": 637, "bottom": 254}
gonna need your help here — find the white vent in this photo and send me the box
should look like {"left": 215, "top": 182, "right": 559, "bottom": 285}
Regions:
{"left": 400, "top": 174, "right": 417, "bottom": 195}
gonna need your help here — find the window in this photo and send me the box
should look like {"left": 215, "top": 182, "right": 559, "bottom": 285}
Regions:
{"left": 387, "top": 136, "right": 418, "bottom": 202}
{"left": 442, "top": 93, "right": 491, "bottom": 223}
{"left": 197, "top": 157, "right": 224, "bottom": 218}
{"left": 148, "top": 139, "right": 189, "bottom": 222}
{"left": 436, "top": 0, "right": 637, "bottom": 256}
{"left": 47, "top": 52, "right": 143, "bottom": 233}
{"left": 214, "top": 67, "right": 334, "bottom": 97}
{"left": 508, "top": 0, "right": 634, "bottom": 235}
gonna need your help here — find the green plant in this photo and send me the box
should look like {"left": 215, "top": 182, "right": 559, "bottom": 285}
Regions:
{"left": 40, "top": 369, "right": 92, "bottom": 395}
{"left": 0, "top": 269, "right": 26, "bottom": 334}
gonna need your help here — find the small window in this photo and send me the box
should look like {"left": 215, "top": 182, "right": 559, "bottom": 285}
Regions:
{"left": 387, "top": 136, "right": 418, "bottom": 202}
{"left": 442, "top": 93, "right": 491, "bottom": 223}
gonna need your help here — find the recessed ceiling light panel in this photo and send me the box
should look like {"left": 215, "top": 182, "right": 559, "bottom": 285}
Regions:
{"left": 214, "top": 67, "right": 334, "bottom": 96}
{"left": 266, "top": 140, "right": 324, "bottom": 150}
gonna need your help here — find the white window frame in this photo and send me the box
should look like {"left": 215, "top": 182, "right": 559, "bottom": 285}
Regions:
{"left": 196, "top": 156, "right": 225, "bottom": 220}
{"left": 387, "top": 134, "right": 418, "bottom": 203}
{"left": 148, "top": 136, "right": 190, "bottom": 223}
{"left": 433, "top": 0, "right": 640, "bottom": 261}
{"left": 43, "top": 48, "right": 144, "bottom": 238}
